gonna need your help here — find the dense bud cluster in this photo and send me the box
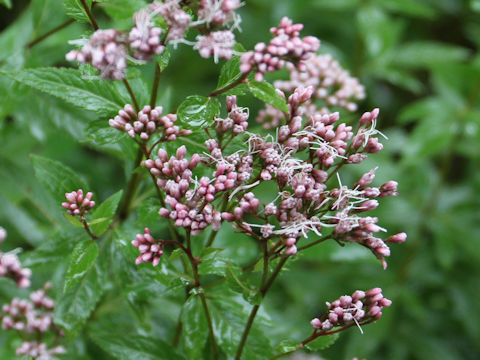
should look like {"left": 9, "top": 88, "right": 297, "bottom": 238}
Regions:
{"left": 109, "top": 104, "right": 191, "bottom": 141}
{"left": 0, "top": 227, "right": 31, "bottom": 289}
{"left": 66, "top": 29, "right": 127, "bottom": 80}
{"left": 215, "top": 95, "right": 249, "bottom": 134}
{"left": 240, "top": 17, "right": 320, "bottom": 81}
{"left": 129, "top": 9, "right": 165, "bottom": 61}
{"left": 62, "top": 189, "right": 95, "bottom": 217}
{"left": 132, "top": 228, "right": 164, "bottom": 266}
{"left": 310, "top": 288, "right": 392, "bottom": 332}
{"left": 1, "top": 283, "right": 64, "bottom": 359}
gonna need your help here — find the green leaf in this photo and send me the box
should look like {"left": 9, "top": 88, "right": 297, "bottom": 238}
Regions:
{"left": 64, "top": 240, "right": 99, "bottom": 293}
{"left": 98, "top": 0, "right": 147, "bottom": 21}
{"left": 248, "top": 80, "right": 289, "bottom": 113}
{"left": 155, "top": 48, "right": 170, "bottom": 71}
{"left": 216, "top": 55, "right": 248, "bottom": 95}
{"left": 304, "top": 333, "right": 339, "bottom": 352}
{"left": 0, "top": 0, "right": 12, "bottom": 8}
{"left": 276, "top": 339, "right": 298, "bottom": 353}
{"left": 63, "top": 0, "right": 93, "bottom": 23}
{"left": 86, "top": 119, "right": 127, "bottom": 144}
{"left": 2, "top": 68, "right": 127, "bottom": 116}
{"left": 64, "top": 214, "right": 84, "bottom": 228}
{"left": 177, "top": 95, "right": 220, "bottom": 128}
{"left": 31, "top": 155, "right": 89, "bottom": 204}
{"left": 207, "top": 287, "right": 274, "bottom": 359}
{"left": 136, "top": 197, "right": 162, "bottom": 227}
{"left": 393, "top": 42, "right": 470, "bottom": 69}
{"left": 357, "top": 6, "right": 402, "bottom": 57}
{"left": 90, "top": 330, "right": 185, "bottom": 360}
{"left": 181, "top": 296, "right": 208, "bottom": 358}
{"left": 20, "top": 231, "right": 84, "bottom": 267}
{"left": 54, "top": 257, "right": 107, "bottom": 339}
{"left": 89, "top": 190, "right": 123, "bottom": 235}
{"left": 198, "top": 248, "right": 229, "bottom": 276}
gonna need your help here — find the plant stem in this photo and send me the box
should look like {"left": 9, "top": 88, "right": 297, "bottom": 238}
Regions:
{"left": 208, "top": 72, "right": 248, "bottom": 97}
{"left": 117, "top": 147, "right": 144, "bottom": 221}
{"left": 172, "top": 316, "right": 183, "bottom": 347}
{"left": 235, "top": 256, "right": 288, "bottom": 360}
{"left": 80, "top": 217, "right": 98, "bottom": 240}
{"left": 297, "top": 234, "right": 332, "bottom": 252}
{"left": 27, "top": 19, "right": 75, "bottom": 49}
{"left": 183, "top": 231, "right": 218, "bottom": 360}
{"left": 80, "top": 0, "right": 99, "bottom": 30}
{"left": 150, "top": 62, "right": 162, "bottom": 107}
{"left": 123, "top": 79, "right": 140, "bottom": 112}
{"left": 199, "top": 292, "right": 218, "bottom": 359}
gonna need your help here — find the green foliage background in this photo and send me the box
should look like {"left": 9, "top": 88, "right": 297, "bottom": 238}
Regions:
{"left": 1, "top": 0, "right": 479, "bottom": 359}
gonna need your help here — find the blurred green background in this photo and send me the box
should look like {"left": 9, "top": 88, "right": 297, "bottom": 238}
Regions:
{"left": 1, "top": 0, "right": 480, "bottom": 359}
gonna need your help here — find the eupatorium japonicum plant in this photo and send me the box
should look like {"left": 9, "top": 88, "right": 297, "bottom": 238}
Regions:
{"left": 0, "top": 1, "right": 407, "bottom": 359}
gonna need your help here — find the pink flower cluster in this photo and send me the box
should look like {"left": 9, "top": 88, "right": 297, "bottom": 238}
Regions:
{"left": 0, "top": 252, "right": 31, "bottom": 289}
{"left": 132, "top": 228, "right": 164, "bottom": 266}
{"left": 215, "top": 95, "right": 249, "bottom": 134}
{"left": 195, "top": 30, "right": 236, "bottom": 62}
{"left": 62, "top": 189, "right": 95, "bottom": 217}
{"left": 275, "top": 54, "right": 366, "bottom": 113}
{"left": 66, "top": 29, "right": 127, "bottom": 80}
{"left": 198, "top": 0, "right": 242, "bottom": 27}
{"left": 109, "top": 104, "right": 191, "bottom": 141}
{"left": 129, "top": 9, "right": 165, "bottom": 61}
{"left": 0, "top": 227, "right": 31, "bottom": 289}
{"left": 16, "top": 342, "right": 66, "bottom": 360}
{"left": 240, "top": 17, "right": 320, "bottom": 81}
{"left": 149, "top": 0, "right": 191, "bottom": 41}
{"left": 1, "top": 283, "right": 65, "bottom": 359}
{"left": 310, "top": 288, "right": 392, "bottom": 332}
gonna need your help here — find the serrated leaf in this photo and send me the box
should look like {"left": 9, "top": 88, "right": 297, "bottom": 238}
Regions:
{"left": 217, "top": 56, "right": 244, "bottom": 90}
{"left": 89, "top": 190, "right": 123, "bottom": 235}
{"left": 248, "top": 80, "right": 289, "bottom": 113}
{"left": 54, "top": 256, "right": 107, "bottom": 339}
{"left": 181, "top": 296, "right": 208, "bottom": 358}
{"left": 63, "top": 0, "right": 93, "bottom": 23}
{"left": 64, "top": 240, "right": 99, "bottom": 293}
{"left": 177, "top": 95, "right": 220, "bottom": 128}
{"left": 20, "top": 231, "right": 86, "bottom": 267}
{"left": 304, "top": 333, "right": 339, "bottom": 352}
{"left": 31, "top": 155, "right": 89, "bottom": 204}
{"left": 2, "top": 68, "right": 127, "bottom": 116}
{"left": 86, "top": 119, "right": 127, "bottom": 144}
{"left": 64, "top": 214, "right": 84, "bottom": 228}
{"left": 90, "top": 330, "right": 184, "bottom": 360}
